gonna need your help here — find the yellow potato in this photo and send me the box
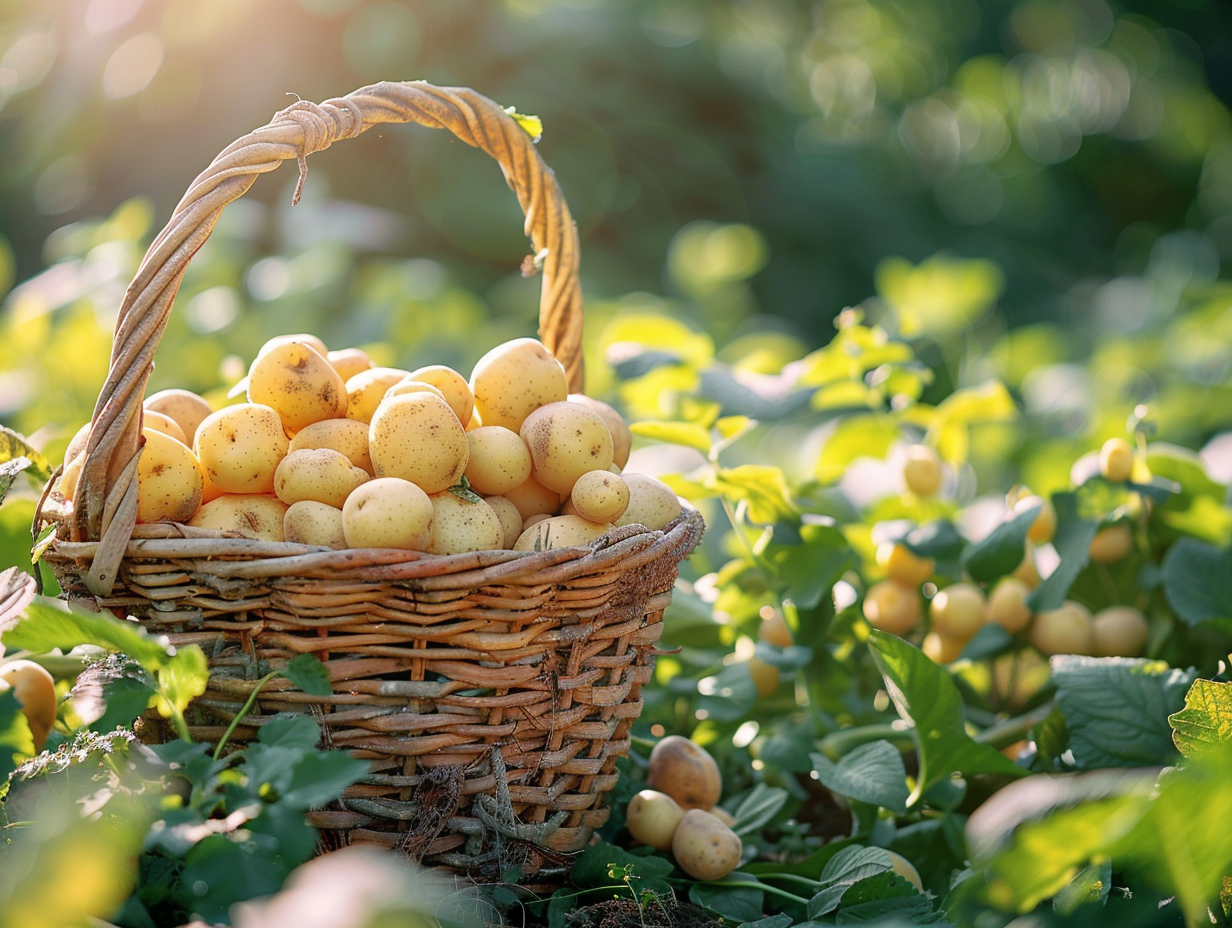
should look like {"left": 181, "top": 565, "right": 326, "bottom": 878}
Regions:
{"left": 427, "top": 490, "right": 504, "bottom": 554}
{"left": 141, "top": 409, "right": 188, "bottom": 446}
{"left": 326, "top": 346, "right": 374, "bottom": 383}
{"left": 407, "top": 364, "right": 474, "bottom": 425}
{"left": 569, "top": 393, "right": 632, "bottom": 470}
{"left": 289, "top": 417, "right": 374, "bottom": 476}
{"left": 465, "top": 426, "right": 533, "bottom": 496}
{"left": 188, "top": 494, "right": 289, "bottom": 541}
{"left": 614, "top": 473, "right": 682, "bottom": 530}
{"left": 647, "top": 735, "right": 722, "bottom": 811}
{"left": 346, "top": 367, "right": 411, "bottom": 424}
{"left": 626, "top": 789, "right": 685, "bottom": 852}
{"left": 671, "top": 809, "right": 743, "bottom": 881}
{"left": 520, "top": 401, "right": 614, "bottom": 495}
{"left": 512, "top": 514, "right": 612, "bottom": 551}
{"left": 144, "top": 388, "right": 214, "bottom": 444}
{"left": 522, "top": 512, "right": 551, "bottom": 530}
{"left": 283, "top": 500, "right": 347, "bottom": 549}
{"left": 369, "top": 393, "right": 469, "bottom": 494}
{"left": 60, "top": 453, "right": 84, "bottom": 503}
{"left": 258, "top": 332, "right": 328, "bottom": 359}
{"left": 502, "top": 474, "right": 561, "bottom": 522}
{"left": 569, "top": 470, "right": 629, "bottom": 523}
{"left": 274, "top": 448, "right": 369, "bottom": 508}
{"left": 342, "top": 477, "right": 433, "bottom": 550}
{"left": 0, "top": 659, "right": 57, "bottom": 752}
{"left": 194, "top": 403, "right": 289, "bottom": 495}
{"left": 381, "top": 379, "right": 447, "bottom": 405}
{"left": 469, "top": 337, "right": 568, "bottom": 432}
{"left": 247, "top": 339, "right": 348, "bottom": 435}
{"left": 136, "top": 428, "right": 205, "bottom": 523}
{"left": 483, "top": 495, "right": 524, "bottom": 549}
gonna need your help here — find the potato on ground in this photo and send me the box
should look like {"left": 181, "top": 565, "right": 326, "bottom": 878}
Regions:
{"left": 470, "top": 337, "right": 568, "bottom": 432}
{"left": 568, "top": 393, "right": 632, "bottom": 469}
{"left": 289, "top": 417, "right": 374, "bottom": 476}
{"left": 284, "top": 500, "right": 347, "bottom": 549}
{"left": 369, "top": 393, "right": 469, "bottom": 494}
{"left": 569, "top": 470, "right": 629, "bottom": 523}
{"left": 483, "top": 495, "right": 524, "bottom": 549}
{"left": 512, "top": 514, "right": 612, "bottom": 552}
{"left": 427, "top": 490, "right": 503, "bottom": 554}
{"left": 626, "top": 789, "right": 685, "bottom": 852}
{"left": 195, "top": 403, "right": 288, "bottom": 494}
{"left": 247, "top": 339, "right": 347, "bottom": 434}
{"left": 407, "top": 364, "right": 474, "bottom": 425}
{"left": 136, "top": 428, "right": 204, "bottom": 523}
{"left": 274, "top": 448, "right": 369, "bottom": 508}
{"left": 646, "top": 735, "right": 722, "bottom": 811}
{"left": 189, "top": 494, "right": 289, "bottom": 542}
{"left": 144, "top": 388, "right": 213, "bottom": 445}
{"left": 520, "top": 401, "right": 614, "bottom": 495}
{"left": 0, "top": 659, "right": 57, "bottom": 752}
{"left": 345, "top": 367, "right": 411, "bottom": 424}
{"left": 465, "top": 426, "right": 533, "bottom": 496}
{"left": 671, "top": 809, "right": 743, "bottom": 881}
{"left": 614, "top": 474, "right": 682, "bottom": 531}
{"left": 342, "top": 477, "right": 433, "bottom": 550}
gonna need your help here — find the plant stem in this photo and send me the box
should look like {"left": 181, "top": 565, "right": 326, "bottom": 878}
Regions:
{"left": 212, "top": 671, "right": 279, "bottom": 760}
{"left": 816, "top": 723, "right": 914, "bottom": 760}
{"left": 973, "top": 702, "right": 1054, "bottom": 750}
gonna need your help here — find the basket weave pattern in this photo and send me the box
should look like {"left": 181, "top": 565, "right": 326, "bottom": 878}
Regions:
{"left": 39, "top": 81, "right": 704, "bottom": 877}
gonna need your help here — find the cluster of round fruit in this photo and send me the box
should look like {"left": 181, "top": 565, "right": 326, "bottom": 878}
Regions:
{"left": 865, "top": 439, "right": 1150, "bottom": 662}
{"left": 624, "top": 735, "right": 743, "bottom": 881}
{"left": 59, "top": 333, "right": 684, "bottom": 555}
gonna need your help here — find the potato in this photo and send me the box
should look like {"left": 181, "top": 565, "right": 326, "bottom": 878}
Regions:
{"left": 326, "top": 346, "right": 374, "bottom": 382}
{"left": 194, "top": 403, "right": 289, "bottom": 494}
{"left": 247, "top": 339, "right": 348, "bottom": 434}
{"left": 1030, "top": 600, "right": 1094, "bottom": 656}
{"left": 346, "top": 367, "right": 411, "bottom": 424}
{"left": 369, "top": 393, "right": 469, "bottom": 494}
{"left": 503, "top": 474, "right": 561, "bottom": 522}
{"left": 522, "top": 512, "right": 551, "bottom": 530}
{"left": 274, "top": 448, "right": 369, "bottom": 507}
{"left": 1091, "top": 605, "right": 1150, "bottom": 657}
{"left": 381, "top": 378, "right": 447, "bottom": 405}
{"left": 284, "top": 500, "right": 347, "bottom": 549}
{"left": 188, "top": 494, "right": 289, "bottom": 541}
{"left": 59, "top": 453, "right": 84, "bottom": 503}
{"left": 614, "top": 473, "right": 682, "bottom": 530}
{"left": 470, "top": 337, "right": 568, "bottom": 432}
{"left": 465, "top": 426, "right": 533, "bottom": 496}
{"left": 483, "top": 495, "right": 523, "bottom": 549}
{"left": 708, "top": 806, "right": 737, "bottom": 828}
{"left": 407, "top": 364, "right": 474, "bottom": 425}
{"left": 136, "top": 427, "right": 205, "bottom": 523}
{"left": 520, "top": 401, "right": 614, "bottom": 495}
{"left": 886, "top": 850, "right": 923, "bottom": 891}
{"left": 569, "top": 470, "right": 629, "bottom": 523}
{"left": 258, "top": 332, "right": 329, "bottom": 359}
{"left": 0, "top": 659, "right": 57, "bottom": 752}
{"left": 144, "top": 388, "right": 213, "bottom": 444}
{"left": 671, "top": 809, "right": 743, "bottom": 881}
{"left": 626, "top": 789, "right": 685, "bottom": 852}
{"left": 512, "top": 514, "right": 613, "bottom": 552}
{"left": 646, "top": 735, "right": 722, "bottom": 811}
{"left": 427, "top": 490, "right": 504, "bottom": 554}
{"left": 141, "top": 409, "right": 188, "bottom": 445}
{"left": 342, "top": 477, "right": 433, "bottom": 550}
{"left": 569, "top": 393, "right": 632, "bottom": 470}
{"left": 289, "top": 417, "right": 374, "bottom": 476}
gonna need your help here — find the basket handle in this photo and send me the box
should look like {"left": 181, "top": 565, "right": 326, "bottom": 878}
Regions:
{"left": 69, "top": 81, "right": 583, "bottom": 595}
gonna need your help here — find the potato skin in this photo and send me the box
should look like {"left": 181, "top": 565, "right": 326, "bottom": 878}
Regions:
{"left": 512, "top": 514, "right": 612, "bottom": 552}
{"left": 646, "top": 735, "right": 722, "bottom": 811}
{"left": 503, "top": 474, "right": 561, "bottom": 522}
{"left": 274, "top": 448, "right": 369, "bottom": 508}
{"left": 483, "top": 495, "right": 524, "bottom": 549}
{"left": 671, "top": 809, "right": 743, "bottom": 881}
{"left": 136, "top": 428, "right": 204, "bottom": 523}
{"left": 426, "top": 491, "right": 504, "bottom": 555}
{"left": 369, "top": 393, "right": 469, "bottom": 494}
{"left": 194, "top": 403, "right": 289, "bottom": 495}
{"left": 342, "top": 477, "right": 433, "bottom": 550}
{"left": 570, "top": 470, "right": 629, "bottom": 524}
{"left": 470, "top": 337, "right": 568, "bottom": 432}
{"left": 326, "top": 347, "right": 373, "bottom": 382}
{"left": 188, "top": 494, "right": 289, "bottom": 542}
{"left": 144, "top": 388, "right": 213, "bottom": 445}
{"left": 626, "top": 789, "right": 685, "bottom": 852}
{"left": 407, "top": 364, "right": 474, "bottom": 425}
{"left": 345, "top": 367, "right": 411, "bottom": 424}
{"left": 289, "top": 417, "right": 374, "bottom": 476}
{"left": 520, "top": 401, "right": 614, "bottom": 495}
{"left": 247, "top": 339, "right": 347, "bottom": 434}
{"left": 0, "top": 659, "right": 57, "bottom": 752}
{"left": 569, "top": 393, "right": 632, "bottom": 470}
{"left": 465, "top": 426, "right": 533, "bottom": 496}
{"left": 614, "top": 473, "right": 683, "bottom": 531}
{"left": 283, "top": 500, "right": 347, "bottom": 549}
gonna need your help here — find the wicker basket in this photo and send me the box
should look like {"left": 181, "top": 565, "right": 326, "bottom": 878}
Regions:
{"left": 36, "top": 81, "right": 705, "bottom": 880}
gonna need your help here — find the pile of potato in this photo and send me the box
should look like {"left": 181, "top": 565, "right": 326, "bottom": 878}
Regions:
{"left": 59, "top": 334, "right": 684, "bottom": 555}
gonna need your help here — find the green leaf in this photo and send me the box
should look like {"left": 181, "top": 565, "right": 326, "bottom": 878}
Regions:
{"left": 927, "top": 381, "right": 1017, "bottom": 465}
{"left": 1026, "top": 492, "right": 1098, "bottom": 613}
{"left": 1051, "top": 656, "right": 1194, "bottom": 769}
{"left": 1162, "top": 537, "right": 1232, "bottom": 626}
{"left": 1169, "top": 678, "right": 1232, "bottom": 758}
{"left": 256, "top": 714, "right": 322, "bottom": 750}
{"left": 867, "top": 630, "right": 1025, "bottom": 805}
{"left": 447, "top": 479, "right": 483, "bottom": 503}
{"left": 697, "top": 663, "right": 759, "bottom": 722}
{"left": 281, "top": 653, "right": 332, "bottom": 697}
{"left": 708, "top": 465, "right": 796, "bottom": 523}
{"left": 690, "top": 872, "right": 764, "bottom": 921}
{"left": 811, "top": 741, "right": 909, "bottom": 813}
{"left": 568, "top": 842, "right": 674, "bottom": 895}
{"left": 1052, "top": 860, "right": 1111, "bottom": 916}
{"left": 0, "top": 688, "right": 35, "bottom": 780}
{"left": 729, "top": 783, "right": 790, "bottom": 837}
{"left": 836, "top": 871, "right": 943, "bottom": 925}
{"left": 279, "top": 749, "right": 369, "bottom": 811}
{"left": 958, "top": 623, "right": 1012, "bottom": 662}
{"left": 152, "top": 645, "right": 210, "bottom": 719}
{"left": 1031, "top": 706, "right": 1070, "bottom": 768}
{"left": 764, "top": 523, "right": 857, "bottom": 609}
{"left": 815, "top": 416, "right": 899, "bottom": 484}
{"left": 808, "top": 846, "right": 894, "bottom": 918}
{"left": 1145, "top": 442, "right": 1225, "bottom": 507}
{"left": 630, "top": 420, "right": 713, "bottom": 454}
{"left": 6, "top": 600, "right": 177, "bottom": 670}
{"left": 961, "top": 504, "right": 1038, "bottom": 584}
{"left": 902, "top": 520, "right": 966, "bottom": 562}
{"left": 0, "top": 426, "right": 53, "bottom": 485}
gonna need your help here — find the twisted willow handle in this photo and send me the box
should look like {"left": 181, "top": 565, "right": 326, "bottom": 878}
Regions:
{"left": 69, "top": 81, "right": 583, "bottom": 595}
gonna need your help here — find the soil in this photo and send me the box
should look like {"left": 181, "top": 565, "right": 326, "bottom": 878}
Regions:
{"left": 563, "top": 897, "right": 725, "bottom": 928}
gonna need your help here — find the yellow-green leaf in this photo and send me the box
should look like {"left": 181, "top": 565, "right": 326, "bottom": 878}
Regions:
{"left": 708, "top": 464, "right": 796, "bottom": 523}
{"left": 1170, "top": 679, "right": 1232, "bottom": 759}
{"left": 504, "top": 106, "right": 543, "bottom": 141}
{"left": 876, "top": 252, "right": 1005, "bottom": 337}
{"left": 630, "top": 420, "right": 712, "bottom": 454}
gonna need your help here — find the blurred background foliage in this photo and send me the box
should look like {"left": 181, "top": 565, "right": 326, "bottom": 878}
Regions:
{"left": 1, "top": 0, "right": 1231, "bottom": 500}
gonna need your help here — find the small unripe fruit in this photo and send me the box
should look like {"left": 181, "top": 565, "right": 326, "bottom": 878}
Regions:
{"left": 876, "top": 542, "right": 934, "bottom": 586}
{"left": 747, "top": 656, "right": 779, "bottom": 698}
{"left": 757, "top": 610, "right": 793, "bottom": 648}
{"left": 1030, "top": 600, "right": 1094, "bottom": 656}
{"left": 862, "top": 580, "right": 921, "bottom": 636}
{"left": 1099, "top": 437, "right": 1134, "bottom": 483}
{"left": 1014, "top": 494, "right": 1056, "bottom": 545}
{"left": 1089, "top": 523, "right": 1133, "bottom": 563}
{"left": 922, "top": 632, "right": 965, "bottom": 665}
{"left": 987, "top": 577, "right": 1033, "bottom": 634}
{"left": 902, "top": 445, "right": 943, "bottom": 498}
{"left": 1091, "top": 606, "right": 1150, "bottom": 657}
{"left": 929, "top": 582, "right": 986, "bottom": 640}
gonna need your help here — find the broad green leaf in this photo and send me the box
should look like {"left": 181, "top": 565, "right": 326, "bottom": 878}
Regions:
{"left": 1145, "top": 442, "right": 1225, "bottom": 508}
{"left": 729, "top": 783, "right": 790, "bottom": 837}
{"left": 690, "top": 872, "right": 764, "bottom": 921}
{"left": 738, "top": 916, "right": 794, "bottom": 928}
{"left": 1051, "top": 656, "right": 1194, "bottom": 769}
{"left": 697, "top": 663, "right": 759, "bottom": 722}
{"left": 708, "top": 465, "right": 796, "bottom": 523}
{"left": 876, "top": 252, "right": 1004, "bottom": 338}
{"left": 152, "top": 645, "right": 209, "bottom": 718}
{"left": 1031, "top": 706, "right": 1070, "bottom": 768}
{"left": 764, "top": 523, "right": 857, "bottom": 609}
{"left": 927, "top": 381, "right": 1016, "bottom": 465}
{"left": 630, "top": 420, "right": 713, "bottom": 454}
{"left": 256, "top": 714, "right": 321, "bottom": 750}
{"left": 1162, "top": 537, "right": 1232, "bottom": 626}
{"left": 281, "top": 653, "right": 332, "bottom": 697}
{"left": 808, "top": 847, "right": 894, "bottom": 918}
{"left": 815, "top": 416, "right": 899, "bottom": 484}
{"left": 961, "top": 504, "right": 1038, "bottom": 584}
{"left": 279, "top": 749, "right": 369, "bottom": 811}
{"left": 567, "top": 842, "right": 674, "bottom": 895}
{"left": 836, "top": 871, "right": 944, "bottom": 924}
{"left": 1026, "top": 493, "right": 1098, "bottom": 613}
{"left": 811, "top": 741, "right": 910, "bottom": 813}
{"left": 1052, "top": 860, "right": 1112, "bottom": 915}
{"left": 902, "top": 520, "right": 966, "bottom": 563}
{"left": 0, "top": 689, "right": 35, "bottom": 780}
{"left": 867, "top": 630, "right": 1025, "bottom": 805}
{"left": 1169, "top": 678, "right": 1232, "bottom": 758}
{"left": 958, "top": 623, "right": 1012, "bottom": 661}
{"left": 6, "top": 600, "right": 176, "bottom": 669}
